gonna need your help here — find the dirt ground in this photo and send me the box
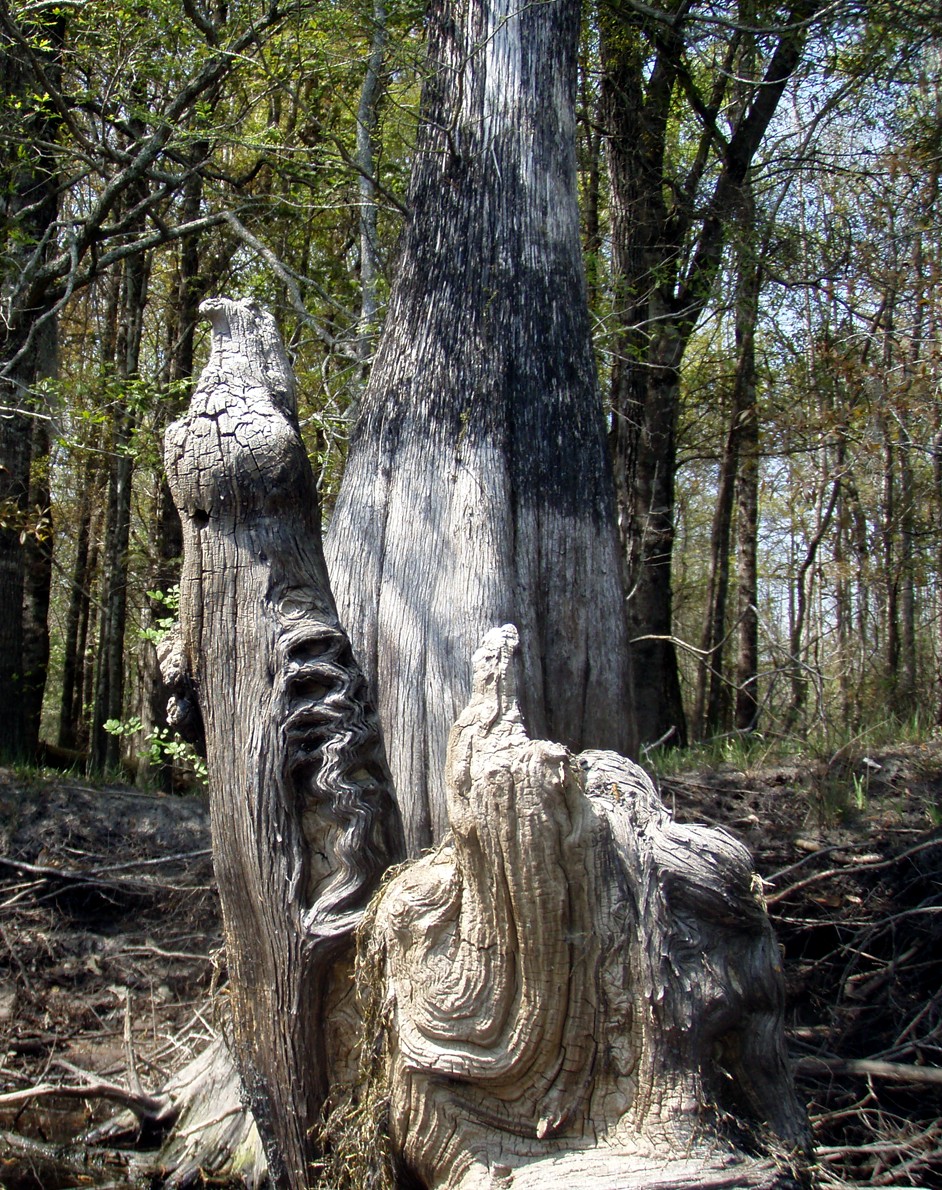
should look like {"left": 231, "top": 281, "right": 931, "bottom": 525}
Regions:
{"left": 664, "top": 741, "right": 942, "bottom": 1189}
{"left": 0, "top": 743, "right": 940, "bottom": 1187}
{"left": 0, "top": 772, "right": 221, "bottom": 1185}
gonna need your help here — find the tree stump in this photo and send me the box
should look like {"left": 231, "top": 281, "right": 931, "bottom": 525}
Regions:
{"left": 365, "top": 625, "right": 810, "bottom": 1188}
{"left": 161, "top": 301, "right": 808, "bottom": 1190}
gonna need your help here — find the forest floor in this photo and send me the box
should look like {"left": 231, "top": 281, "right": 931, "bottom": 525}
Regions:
{"left": 0, "top": 743, "right": 940, "bottom": 1188}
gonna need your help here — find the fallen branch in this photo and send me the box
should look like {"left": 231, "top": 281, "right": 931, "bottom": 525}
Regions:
{"left": 0, "top": 1064, "right": 170, "bottom": 1119}
{"left": 0, "top": 854, "right": 211, "bottom": 898}
{"left": 766, "top": 837, "right": 942, "bottom": 906}
{"left": 0, "top": 1128, "right": 142, "bottom": 1187}
{"left": 0, "top": 854, "right": 143, "bottom": 886}
{"left": 120, "top": 944, "right": 215, "bottom": 963}
{"left": 797, "top": 1056, "right": 942, "bottom": 1086}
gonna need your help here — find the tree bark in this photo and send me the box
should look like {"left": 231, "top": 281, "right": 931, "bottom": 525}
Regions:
{"left": 786, "top": 472, "right": 841, "bottom": 730}
{"left": 90, "top": 249, "right": 149, "bottom": 772}
{"left": 17, "top": 304, "right": 57, "bottom": 755}
{"left": 356, "top": 0, "right": 387, "bottom": 366}
{"left": 896, "top": 417, "right": 917, "bottom": 713}
{"left": 694, "top": 199, "right": 762, "bottom": 740}
{"left": 600, "top": 1, "right": 821, "bottom": 748}
{"left": 600, "top": 14, "right": 688, "bottom": 750}
{"left": 734, "top": 385, "right": 760, "bottom": 733}
{"left": 164, "top": 298, "right": 404, "bottom": 1187}
{"left": 326, "top": 0, "right": 634, "bottom": 854}
{"left": 0, "top": 10, "right": 63, "bottom": 760}
{"left": 58, "top": 453, "right": 97, "bottom": 751}
{"left": 936, "top": 414, "right": 942, "bottom": 725}
{"left": 142, "top": 168, "right": 206, "bottom": 788}
{"left": 21, "top": 395, "right": 54, "bottom": 755}
{"left": 0, "top": 390, "right": 32, "bottom": 758}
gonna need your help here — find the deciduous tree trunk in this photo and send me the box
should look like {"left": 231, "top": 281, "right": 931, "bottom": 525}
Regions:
{"left": 0, "top": 390, "right": 32, "bottom": 758}
{"left": 326, "top": 0, "right": 635, "bottom": 855}
{"left": 600, "top": 0, "right": 820, "bottom": 749}
{"left": 356, "top": 0, "right": 387, "bottom": 366}
{"left": 141, "top": 170, "right": 207, "bottom": 788}
{"left": 21, "top": 395, "right": 54, "bottom": 756}
{"left": 58, "top": 453, "right": 98, "bottom": 752}
{"left": 0, "top": 11, "right": 63, "bottom": 760}
{"left": 694, "top": 199, "right": 762, "bottom": 740}
{"left": 735, "top": 363, "right": 761, "bottom": 734}
{"left": 90, "top": 250, "right": 148, "bottom": 772}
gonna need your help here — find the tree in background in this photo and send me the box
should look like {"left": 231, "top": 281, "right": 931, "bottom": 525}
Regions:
{"left": 0, "top": 0, "right": 351, "bottom": 763}
{"left": 0, "top": 3, "right": 63, "bottom": 758}
{"left": 599, "top": 0, "right": 823, "bottom": 748}
{"left": 0, "top": 0, "right": 419, "bottom": 769}
{"left": 3, "top": 0, "right": 942, "bottom": 778}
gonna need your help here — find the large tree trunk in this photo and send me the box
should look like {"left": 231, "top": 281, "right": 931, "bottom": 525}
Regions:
{"left": 0, "top": 387, "right": 32, "bottom": 758}
{"left": 623, "top": 335, "right": 689, "bottom": 750}
{"left": 90, "top": 249, "right": 149, "bottom": 771}
{"left": 0, "top": 12, "right": 62, "bottom": 760}
{"left": 326, "top": 0, "right": 634, "bottom": 855}
{"left": 599, "top": 14, "right": 689, "bottom": 750}
{"left": 164, "top": 298, "right": 404, "bottom": 1187}
{"left": 58, "top": 454, "right": 98, "bottom": 751}
{"left": 155, "top": 301, "right": 808, "bottom": 1190}
{"left": 600, "top": 1, "right": 820, "bottom": 750}
{"left": 142, "top": 174, "right": 205, "bottom": 788}
{"left": 20, "top": 312, "right": 57, "bottom": 755}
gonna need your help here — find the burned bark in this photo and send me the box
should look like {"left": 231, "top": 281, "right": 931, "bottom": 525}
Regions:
{"left": 326, "top": 0, "right": 634, "bottom": 856}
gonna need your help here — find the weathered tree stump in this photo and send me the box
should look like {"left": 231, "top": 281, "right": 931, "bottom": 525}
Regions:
{"left": 364, "top": 624, "right": 809, "bottom": 1189}
{"left": 163, "top": 298, "right": 404, "bottom": 1187}
{"left": 158, "top": 300, "right": 808, "bottom": 1190}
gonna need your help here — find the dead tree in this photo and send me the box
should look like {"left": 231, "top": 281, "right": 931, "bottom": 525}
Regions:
{"left": 163, "top": 297, "right": 405, "bottom": 1186}
{"left": 325, "top": 0, "right": 635, "bottom": 856}
{"left": 159, "top": 300, "right": 808, "bottom": 1189}
{"left": 364, "top": 623, "right": 809, "bottom": 1188}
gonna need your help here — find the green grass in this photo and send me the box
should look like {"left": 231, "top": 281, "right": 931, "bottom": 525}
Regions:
{"left": 645, "top": 710, "right": 941, "bottom": 781}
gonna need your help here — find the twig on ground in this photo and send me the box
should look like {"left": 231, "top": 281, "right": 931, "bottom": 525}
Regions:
{"left": 766, "top": 837, "right": 942, "bottom": 905}
{"left": 120, "top": 944, "right": 215, "bottom": 963}
{"left": 0, "top": 1064, "right": 169, "bottom": 1120}
{"left": 797, "top": 1055, "right": 942, "bottom": 1085}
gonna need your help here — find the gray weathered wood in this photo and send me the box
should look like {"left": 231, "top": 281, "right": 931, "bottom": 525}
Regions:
{"left": 159, "top": 303, "right": 807, "bottom": 1190}
{"left": 325, "top": 0, "right": 635, "bottom": 857}
{"left": 366, "top": 625, "right": 809, "bottom": 1188}
{"left": 163, "top": 298, "right": 404, "bottom": 1188}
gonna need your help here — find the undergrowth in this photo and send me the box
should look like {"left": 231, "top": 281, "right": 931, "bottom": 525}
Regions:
{"left": 647, "top": 712, "right": 940, "bottom": 781}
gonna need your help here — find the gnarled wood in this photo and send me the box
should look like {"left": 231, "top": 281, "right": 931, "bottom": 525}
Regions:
{"left": 163, "top": 298, "right": 404, "bottom": 1188}
{"left": 367, "top": 625, "right": 809, "bottom": 1189}
{"left": 156, "top": 303, "right": 807, "bottom": 1190}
